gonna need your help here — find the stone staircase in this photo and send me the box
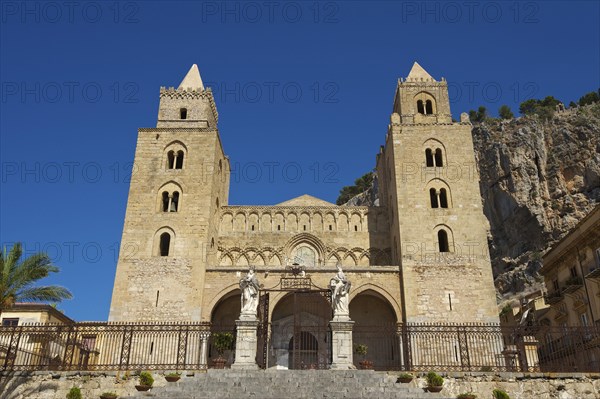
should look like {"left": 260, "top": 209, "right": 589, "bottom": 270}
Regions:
{"left": 131, "top": 370, "right": 454, "bottom": 399}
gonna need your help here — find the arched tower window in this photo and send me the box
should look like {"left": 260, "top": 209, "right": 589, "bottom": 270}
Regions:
{"left": 426, "top": 100, "right": 433, "bottom": 114}
{"left": 438, "top": 230, "right": 449, "bottom": 253}
{"left": 429, "top": 188, "right": 439, "bottom": 208}
{"left": 439, "top": 188, "right": 448, "bottom": 209}
{"left": 158, "top": 182, "right": 183, "bottom": 213}
{"left": 175, "top": 150, "right": 184, "bottom": 169}
{"left": 425, "top": 149, "right": 434, "bottom": 167}
{"left": 164, "top": 142, "right": 187, "bottom": 170}
{"left": 417, "top": 100, "right": 425, "bottom": 114}
{"left": 180, "top": 108, "right": 188, "bottom": 120}
{"left": 434, "top": 148, "right": 443, "bottom": 167}
{"left": 159, "top": 233, "right": 171, "bottom": 256}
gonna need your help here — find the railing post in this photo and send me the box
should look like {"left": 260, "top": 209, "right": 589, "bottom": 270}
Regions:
{"left": 456, "top": 325, "right": 471, "bottom": 371}
{"left": 119, "top": 324, "right": 133, "bottom": 371}
{"left": 199, "top": 330, "right": 210, "bottom": 369}
{"left": 402, "top": 323, "right": 412, "bottom": 371}
{"left": 2, "top": 325, "right": 21, "bottom": 372}
{"left": 176, "top": 325, "right": 188, "bottom": 370}
{"left": 61, "top": 324, "right": 77, "bottom": 371}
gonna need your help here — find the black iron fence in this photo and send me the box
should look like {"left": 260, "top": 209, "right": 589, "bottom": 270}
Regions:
{"left": 0, "top": 322, "right": 211, "bottom": 372}
{"left": 356, "top": 323, "right": 600, "bottom": 372}
{"left": 1, "top": 322, "right": 598, "bottom": 373}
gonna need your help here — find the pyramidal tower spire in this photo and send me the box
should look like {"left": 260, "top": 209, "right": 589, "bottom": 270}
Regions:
{"left": 178, "top": 64, "right": 204, "bottom": 91}
{"left": 406, "top": 61, "right": 435, "bottom": 81}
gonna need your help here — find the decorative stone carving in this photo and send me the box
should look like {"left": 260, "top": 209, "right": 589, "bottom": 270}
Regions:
{"left": 239, "top": 267, "right": 259, "bottom": 318}
{"left": 330, "top": 265, "right": 351, "bottom": 320}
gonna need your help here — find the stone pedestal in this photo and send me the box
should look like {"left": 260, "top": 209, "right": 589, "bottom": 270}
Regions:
{"left": 231, "top": 316, "right": 259, "bottom": 369}
{"left": 330, "top": 316, "right": 355, "bottom": 370}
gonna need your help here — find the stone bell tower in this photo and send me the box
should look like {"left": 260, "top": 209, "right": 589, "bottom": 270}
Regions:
{"left": 377, "top": 62, "right": 498, "bottom": 324}
{"left": 109, "top": 65, "right": 229, "bottom": 322}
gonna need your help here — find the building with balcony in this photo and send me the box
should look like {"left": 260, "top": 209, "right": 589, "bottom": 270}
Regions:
{"left": 540, "top": 205, "right": 600, "bottom": 327}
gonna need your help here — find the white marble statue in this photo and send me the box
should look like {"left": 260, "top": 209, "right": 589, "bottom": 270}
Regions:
{"left": 240, "top": 267, "right": 260, "bottom": 316}
{"left": 330, "top": 265, "right": 351, "bottom": 316}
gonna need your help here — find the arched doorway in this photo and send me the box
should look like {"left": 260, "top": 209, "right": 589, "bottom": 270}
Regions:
{"left": 269, "top": 291, "right": 332, "bottom": 369}
{"left": 288, "top": 332, "right": 319, "bottom": 369}
{"left": 209, "top": 290, "right": 240, "bottom": 366}
{"left": 350, "top": 290, "right": 400, "bottom": 370}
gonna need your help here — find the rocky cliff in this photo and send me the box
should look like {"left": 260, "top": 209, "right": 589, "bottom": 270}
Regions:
{"left": 473, "top": 103, "right": 600, "bottom": 301}
{"left": 345, "top": 103, "right": 600, "bottom": 303}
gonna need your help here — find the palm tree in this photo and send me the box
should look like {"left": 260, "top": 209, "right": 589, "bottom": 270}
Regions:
{"left": 0, "top": 243, "right": 73, "bottom": 320}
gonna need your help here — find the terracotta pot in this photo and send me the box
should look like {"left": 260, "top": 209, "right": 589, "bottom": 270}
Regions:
{"left": 397, "top": 377, "right": 413, "bottom": 383}
{"left": 135, "top": 385, "right": 151, "bottom": 391}
{"left": 427, "top": 386, "right": 443, "bottom": 393}
{"left": 100, "top": 395, "right": 117, "bottom": 399}
{"left": 165, "top": 375, "right": 181, "bottom": 382}
{"left": 212, "top": 357, "right": 227, "bottom": 369}
{"left": 358, "top": 360, "right": 374, "bottom": 370}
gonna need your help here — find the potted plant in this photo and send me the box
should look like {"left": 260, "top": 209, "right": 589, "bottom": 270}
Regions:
{"left": 212, "top": 332, "right": 234, "bottom": 369}
{"left": 492, "top": 389, "right": 510, "bottom": 399}
{"left": 165, "top": 372, "right": 181, "bottom": 382}
{"left": 135, "top": 371, "right": 154, "bottom": 391}
{"left": 354, "top": 344, "right": 373, "bottom": 370}
{"left": 99, "top": 393, "right": 118, "bottom": 399}
{"left": 66, "top": 387, "right": 82, "bottom": 399}
{"left": 457, "top": 393, "right": 477, "bottom": 399}
{"left": 425, "top": 371, "right": 444, "bottom": 392}
{"left": 397, "top": 372, "right": 413, "bottom": 383}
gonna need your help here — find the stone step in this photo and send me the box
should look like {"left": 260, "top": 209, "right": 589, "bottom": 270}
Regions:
{"left": 130, "top": 370, "right": 454, "bottom": 399}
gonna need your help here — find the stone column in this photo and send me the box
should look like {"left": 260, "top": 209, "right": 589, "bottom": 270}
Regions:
{"left": 329, "top": 315, "right": 355, "bottom": 370}
{"left": 231, "top": 315, "right": 259, "bottom": 369}
{"left": 199, "top": 332, "right": 210, "bottom": 369}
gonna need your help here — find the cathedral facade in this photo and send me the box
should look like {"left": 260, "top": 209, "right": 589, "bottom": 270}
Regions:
{"left": 109, "top": 63, "right": 499, "bottom": 367}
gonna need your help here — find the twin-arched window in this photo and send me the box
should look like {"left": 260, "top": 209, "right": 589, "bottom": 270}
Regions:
{"left": 167, "top": 150, "right": 184, "bottom": 169}
{"left": 425, "top": 148, "right": 444, "bottom": 167}
{"left": 417, "top": 99, "right": 434, "bottom": 115}
{"left": 429, "top": 188, "right": 449, "bottom": 208}
{"left": 161, "top": 191, "right": 180, "bottom": 212}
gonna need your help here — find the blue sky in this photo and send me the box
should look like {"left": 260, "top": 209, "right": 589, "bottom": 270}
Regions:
{"left": 1, "top": 1, "right": 599, "bottom": 321}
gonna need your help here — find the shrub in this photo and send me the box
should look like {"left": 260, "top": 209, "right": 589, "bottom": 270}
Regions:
{"left": 66, "top": 387, "right": 82, "bottom": 399}
{"left": 398, "top": 372, "right": 413, "bottom": 379}
{"left": 100, "top": 393, "right": 117, "bottom": 399}
{"left": 498, "top": 105, "right": 514, "bottom": 119}
{"left": 493, "top": 389, "right": 510, "bottom": 399}
{"left": 139, "top": 371, "right": 154, "bottom": 387}
{"left": 166, "top": 372, "right": 181, "bottom": 377}
{"left": 336, "top": 172, "right": 374, "bottom": 205}
{"left": 457, "top": 394, "right": 477, "bottom": 399}
{"left": 213, "top": 332, "right": 234, "bottom": 355}
{"left": 354, "top": 343, "right": 368, "bottom": 356}
{"left": 425, "top": 371, "right": 444, "bottom": 387}
{"left": 578, "top": 91, "right": 600, "bottom": 106}
{"left": 469, "top": 106, "right": 487, "bottom": 123}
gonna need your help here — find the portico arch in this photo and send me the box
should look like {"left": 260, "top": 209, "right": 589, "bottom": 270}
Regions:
{"left": 209, "top": 288, "right": 240, "bottom": 366}
{"left": 269, "top": 291, "right": 331, "bottom": 369}
{"left": 350, "top": 289, "right": 401, "bottom": 370}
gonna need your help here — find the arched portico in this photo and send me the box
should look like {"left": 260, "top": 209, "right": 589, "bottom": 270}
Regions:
{"left": 269, "top": 291, "right": 332, "bottom": 369}
{"left": 209, "top": 289, "right": 241, "bottom": 366}
{"left": 350, "top": 289, "right": 401, "bottom": 370}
